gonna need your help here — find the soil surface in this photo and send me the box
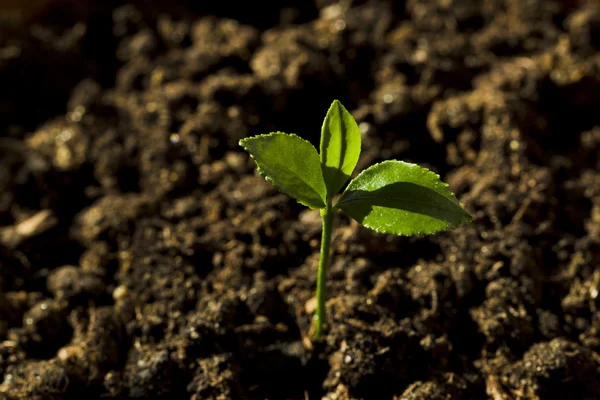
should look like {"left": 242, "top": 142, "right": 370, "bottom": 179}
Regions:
{"left": 0, "top": 1, "right": 600, "bottom": 399}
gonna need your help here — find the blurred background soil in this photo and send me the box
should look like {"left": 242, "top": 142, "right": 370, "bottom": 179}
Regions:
{"left": 0, "top": 0, "right": 599, "bottom": 399}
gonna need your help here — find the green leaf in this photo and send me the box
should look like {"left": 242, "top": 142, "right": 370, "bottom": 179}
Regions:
{"left": 240, "top": 132, "right": 327, "bottom": 209}
{"left": 336, "top": 160, "right": 472, "bottom": 236}
{"left": 320, "top": 100, "right": 361, "bottom": 199}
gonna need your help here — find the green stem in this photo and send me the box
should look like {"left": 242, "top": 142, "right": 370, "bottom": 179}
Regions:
{"left": 313, "top": 202, "right": 334, "bottom": 339}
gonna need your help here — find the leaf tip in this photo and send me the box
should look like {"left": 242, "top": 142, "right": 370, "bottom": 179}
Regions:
{"left": 462, "top": 207, "right": 474, "bottom": 223}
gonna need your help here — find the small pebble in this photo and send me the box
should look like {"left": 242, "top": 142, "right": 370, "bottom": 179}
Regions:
{"left": 113, "top": 285, "right": 128, "bottom": 301}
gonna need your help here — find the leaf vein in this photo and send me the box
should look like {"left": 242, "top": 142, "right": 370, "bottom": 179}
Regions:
{"left": 263, "top": 160, "right": 324, "bottom": 205}
{"left": 337, "top": 194, "right": 458, "bottom": 213}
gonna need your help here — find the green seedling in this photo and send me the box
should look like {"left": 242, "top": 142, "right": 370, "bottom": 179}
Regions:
{"left": 240, "top": 100, "right": 472, "bottom": 339}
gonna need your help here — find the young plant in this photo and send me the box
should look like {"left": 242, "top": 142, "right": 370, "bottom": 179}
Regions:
{"left": 240, "top": 100, "right": 472, "bottom": 339}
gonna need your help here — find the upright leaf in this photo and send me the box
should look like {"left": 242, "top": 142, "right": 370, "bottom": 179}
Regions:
{"left": 320, "top": 100, "right": 361, "bottom": 199}
{"left": 240, "top": 132, "right": 327, "bottom": 209}
{"left": 336, "top": 160, "right": 472, "bottom": 235}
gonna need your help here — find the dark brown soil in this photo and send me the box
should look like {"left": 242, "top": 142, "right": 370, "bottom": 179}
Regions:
{"left": 0, "top": 1, "right": 599, "bottom": 399}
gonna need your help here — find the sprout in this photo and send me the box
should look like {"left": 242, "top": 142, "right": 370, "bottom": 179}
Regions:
{"left": 240, "top": 100, "right": 472, "bottom": 339}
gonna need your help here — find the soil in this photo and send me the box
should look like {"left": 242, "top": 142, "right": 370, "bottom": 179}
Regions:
{"left": 0, "top": 0, "right": 599, "bottom": 399}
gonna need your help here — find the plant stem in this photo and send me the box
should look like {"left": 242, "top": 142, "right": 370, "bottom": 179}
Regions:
{"left": 314, "top": 202, "right": 334, "bottom": 339}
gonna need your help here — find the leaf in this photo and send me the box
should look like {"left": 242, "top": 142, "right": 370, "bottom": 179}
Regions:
{"left": 320, "top": 100, "right": 361, "bottom": 199}
{"left": 240, "top": 132, "right": 327, "bottom": 209}
{"left": 336, "top": 160, "right": 472, "bottom": 236}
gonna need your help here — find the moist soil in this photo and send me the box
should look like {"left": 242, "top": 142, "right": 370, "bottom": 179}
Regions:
{"left": 0, "top": 1, "right": 600, "bottom": 399}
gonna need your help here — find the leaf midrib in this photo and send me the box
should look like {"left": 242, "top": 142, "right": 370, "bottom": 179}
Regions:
{"left": 267, "top": 158, "right": 325, "bottom": 205}
{"left": 337, "top": 194, "right": 459, "bottom": 213}
{"left": 333, "top": 106, "right": 347, "bottom": 182}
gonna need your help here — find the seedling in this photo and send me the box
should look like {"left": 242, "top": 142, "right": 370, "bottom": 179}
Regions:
{"left": 240, "top": 100, "right": 472, "bottom": 339}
